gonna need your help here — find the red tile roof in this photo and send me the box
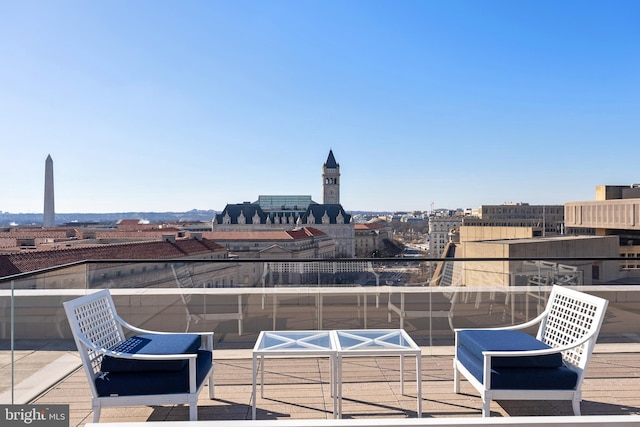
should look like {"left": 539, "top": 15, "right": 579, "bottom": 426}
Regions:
{"left": 286, "top": 227, "right": 326, "bottom": 238}
{"left": 198, "top": 227, "right": 327, "bottom": 241}
{"left": 355, "top": 222, "right": 385, "bottom": 230}
{"left": 0, "top": 238, "right": 225, "bottom": 278}
{"left": 0, "top": 228, "right": 80, "bottom": 239}
{"left": 94, "top": 230, "right": 180, "bottom": 239}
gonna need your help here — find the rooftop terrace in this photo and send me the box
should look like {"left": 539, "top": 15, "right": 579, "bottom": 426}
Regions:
{"left": 3, "top": 342, "right": 639, "bottom": 426}
{"left": 2, "top": 258, "right": 640, "bottom": 426}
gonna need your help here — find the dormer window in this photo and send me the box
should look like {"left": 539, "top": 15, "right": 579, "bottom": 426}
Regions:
{"left": 223, "top": 213, "right": 231, "bottom": 224}
{"left": 238, "top": 212, "right": 246, "bottom": 225}
{"left": 322, "top": 211, "right": 330, "bottom": 224}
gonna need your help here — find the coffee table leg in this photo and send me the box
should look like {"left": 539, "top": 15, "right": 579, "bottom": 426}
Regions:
{"left": 337, "top": 354, "right": 343, "bottom": 418}
{"left": 260, "top": 354, "right": 265, "bottom": 398}
{"left": 332, "top": 354, "right": 337, "bottom": 418}
{"left": 416, "top": 353, "right": 422, "bottom": 418}
{"left": 252, "top": 354, "right": 257, "bottom": 420}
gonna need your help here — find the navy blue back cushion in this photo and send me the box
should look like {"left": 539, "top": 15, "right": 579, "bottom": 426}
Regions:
{"left": 96, "top": 349, "right": 212, "bottom": 397}
{"left": 101, "top": 333, "right": 201, "bottom": 373}
{"left": 458, "top": 329, "right": 562, "bottom": 368}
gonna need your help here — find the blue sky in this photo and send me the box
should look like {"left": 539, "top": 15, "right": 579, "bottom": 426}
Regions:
{"left": 1, "top": 1, "right": 639, "bottom": 214}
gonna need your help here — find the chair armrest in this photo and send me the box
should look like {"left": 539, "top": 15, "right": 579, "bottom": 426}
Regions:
{"left": 482, "top": 328, "right": 598, "bottom": 359}
{"left": 454, "top": 311, "right": 548, "bottom": 337}
{"left": 74, "top": 332, "right": 200, "bottom": 361}
{"left": 101, "top": 349, "right": 198, "bottom": 361}
{"left": 113, "top": 312, "right": 215, "bottom": 349}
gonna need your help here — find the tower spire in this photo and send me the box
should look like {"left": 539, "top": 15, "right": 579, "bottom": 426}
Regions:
{"left": 324, "top": 149, "right": 338, "bottom": 169}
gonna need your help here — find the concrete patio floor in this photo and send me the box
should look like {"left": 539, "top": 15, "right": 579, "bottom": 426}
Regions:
{"left": 2, "top": 343, "right": 640, "bottom": 427}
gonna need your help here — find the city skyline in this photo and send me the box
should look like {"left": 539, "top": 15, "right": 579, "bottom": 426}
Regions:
{"left": 1, "top": 1, "right": 639, "bottom": 214}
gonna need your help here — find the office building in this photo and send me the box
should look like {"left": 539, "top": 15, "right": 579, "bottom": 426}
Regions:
{"left": 466, "top": 203, "right": 564, "bottom": 235}
{"left": 565, "top": 184, "right": 640, "bottom": 269}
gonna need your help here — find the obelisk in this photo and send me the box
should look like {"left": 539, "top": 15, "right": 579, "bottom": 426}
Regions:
{"left": 43, "top": 154, "right": 55, "bottom": 227}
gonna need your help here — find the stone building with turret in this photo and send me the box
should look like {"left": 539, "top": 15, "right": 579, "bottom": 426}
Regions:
{"left": 213, "top": 150, "right": 355, "bottom": 257}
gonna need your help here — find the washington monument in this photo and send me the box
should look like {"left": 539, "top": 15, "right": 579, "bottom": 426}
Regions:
{"left": 43, "top": 154, "right": 55, "bottom": 227}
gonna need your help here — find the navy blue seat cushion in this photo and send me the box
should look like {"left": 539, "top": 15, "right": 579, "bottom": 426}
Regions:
{"left": 457, "top": 346, "right": 578, "bottom": 390}
{"left": 95, "top": 349, "right": 212, "bottom": 397}
{"left": 458, "top": 329, "right": 562, "bottom": 368}
{"left": 101, "top": 333, "right": 201, "bottom": 373}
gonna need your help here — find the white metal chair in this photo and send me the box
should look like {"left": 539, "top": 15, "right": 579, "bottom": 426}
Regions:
{"left": 64, "top": 289, "right": 214, "bottom": 422}
{"left": 453, "top": 285, "right": 608, "bottom": 416}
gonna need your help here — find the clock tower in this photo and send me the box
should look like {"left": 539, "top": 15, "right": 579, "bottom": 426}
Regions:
{"left": 322, "top": 149, "right": 340, "bottom": 204}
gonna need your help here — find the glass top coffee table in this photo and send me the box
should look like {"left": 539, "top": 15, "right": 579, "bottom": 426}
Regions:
{"left": 252, "top": 329, "right": 421, "bottom": 419}
{"left": 334, "top": 329, "right": 422, "bottom": 418}
{"left": 252, "top": 330, "right": 338, "bottom": 420}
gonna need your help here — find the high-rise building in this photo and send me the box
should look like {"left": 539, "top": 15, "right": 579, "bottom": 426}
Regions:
{"left": 429, "top": 216, "right": 463, "bottom": 258}
{"left": 43, "top": 154, "right": 55, "bottom": 227}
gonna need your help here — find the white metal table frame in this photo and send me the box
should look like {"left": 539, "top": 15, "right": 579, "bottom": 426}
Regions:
{"left": 252, "top": 329, "right": 421, "bottom": 420}
{"left": 252, "top": 330, "right": 338, "bottom": 420}
{"left": 334, "top": 329, "right": 422, "bottom": 418}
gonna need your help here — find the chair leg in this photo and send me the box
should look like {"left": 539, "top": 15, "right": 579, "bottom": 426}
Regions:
{"left": 572, "top": 398, "right": 581, "bottom": 416}
{"left": 453, "top": 360, "right": 460, "bottom": 393}
{"left": 482, "top": 397, "right": 490, "bottom": 417}
{"left": 92, "top": 402, "right": 101, "bottom": 423}
{"left": 208, "top": 363, "right": 215, "bottom": 399}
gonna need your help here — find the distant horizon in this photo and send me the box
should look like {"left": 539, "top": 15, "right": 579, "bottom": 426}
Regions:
{"left": 1, "top": 201, "right": 566, "bottom": 219}
{"left": 0, "top": 207, "right": 421, "bottom": 217}
{"left": 2, "top": 1, "right": 638, "bottom": 213}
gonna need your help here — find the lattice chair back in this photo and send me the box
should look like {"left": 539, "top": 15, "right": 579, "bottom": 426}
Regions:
{"left": 537, "top": 286, "right": 608, "bottom": 378}
{"left": 63, "top": 290, "right": 127, "bottom": 397}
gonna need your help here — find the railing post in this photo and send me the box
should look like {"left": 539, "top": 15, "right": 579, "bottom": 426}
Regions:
{"left": 11, "top": 279, "right": 15, "bottom": 404}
